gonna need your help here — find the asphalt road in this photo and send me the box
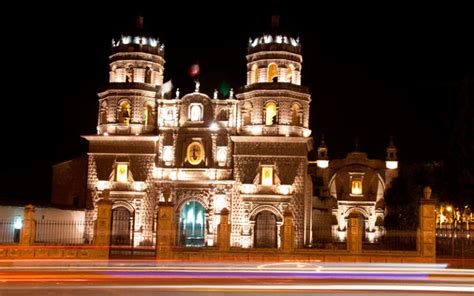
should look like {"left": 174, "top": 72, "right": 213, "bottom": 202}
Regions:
{"left": 0, "top": 260, "right": 473, "bottom": 295}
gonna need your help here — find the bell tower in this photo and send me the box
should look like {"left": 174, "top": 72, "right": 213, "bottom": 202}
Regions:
{"left": 232, "top": 15, "right": 313, "bottom": 248}
{"left": 97, "top": 16, "right": 165, "bottom": 135}
{"left": 237, "top": 14, "right": 311, "bottom": 137}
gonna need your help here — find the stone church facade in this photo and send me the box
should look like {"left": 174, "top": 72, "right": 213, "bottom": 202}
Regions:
{"left": 77, "top": 18, "right": 398, "bottom": 251}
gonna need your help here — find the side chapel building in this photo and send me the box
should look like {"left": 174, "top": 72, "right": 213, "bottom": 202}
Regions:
{"left": 62, "top": 17, "right": 399, "bottom": 250}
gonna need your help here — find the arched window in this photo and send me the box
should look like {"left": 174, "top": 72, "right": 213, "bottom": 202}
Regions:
{"left": 268, "top": 64, "right": 278, "bottom": 82}
{"left": 118, "top": 101, "right": 131, "bottom": 124}
{"left": 100, "top": 102, "right": 107, "bottom": 125}
{"left": 287, "top": 64, "right": 295, "bottom": 83}
{"left": 178, "top": 201, "right": 205, "bottom": 247}
{"left": 217, "top": 108, "right": 228, "bottom": 121}
{"left": 265, "top": 101, "right": 277, "bottom": 125}
{"left": 242, "top": 102, "right": 252, "bottom": 126}
{"left": 144, "top": 104, "right": 155, "bottom": 126}
{"left": 125, "top": 66, "right": 134, "bottom": 83}
{"left": 291, "top": 103, "right": 301, "bottom": 126}
{"left": 251, "top": 64, "right": 259, "bottom": 83}
{"left": 145, "top": 67, "right": 152, "bottom": 84}
{"left": 189, "top": 103, "right": 203, "bottom": 122}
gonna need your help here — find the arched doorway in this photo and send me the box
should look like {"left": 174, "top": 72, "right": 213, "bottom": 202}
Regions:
{"left": 111, "top": 207, "right": 133, "bottom": 246}
{"left": 179, "top": 201, "right": 205, "bottom": 247}
{"left": 254, "top": 211, "right": 277, "bottom": 248}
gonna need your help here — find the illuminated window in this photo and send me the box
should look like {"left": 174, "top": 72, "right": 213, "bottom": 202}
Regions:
{"left": 116, "top": 164, "right": 128, "bottom": 182}
{"left": 187, "top": 142, "right": 204, "bottom": 165}
{"left": 145, "top": 66, "right": 152, "bottom": 84}
{"left": 162, "top": 146, "right": 174, "bottom": 163}
{"left": 268, "top": 64, "right": 278, "bottom": 82}
{"left": 287, "top": 64, "right": 294, "bottom": 83}
{"left": 242, "top": 102, "right": 252, "bottom": 126}
{"left": 216, "top": 146, "right": 227, "bottom": 165}
{"left": 351, "top": 177, "right": 363, "bottom": 195}
{"left": 265, "top": 102, "right": 277, "bottom": 125}
{"left": 261, "top": 167, "right": 273, "bottom": 186}
{"left": 100, "top": 102, "right": 107, "bottom": 125}
{"left": 251, "top": 64, "right": 259, "bottom": 83}
{"left": 144, "top": 104, "right": 155, "bottom": 126}
{"left": 163, "top": 108, "right": 174, "bottom": 121}
{"left": 189, "top": 103, "right": 203, "bottom": 122}
{"left": 125, "top": 66, "right": 134, "bottom": 83}
{"left": 118, "top": 101, "right": 131, "bottom": 124}
{"left": 291, "top": 103, "right": 301, "bottom": 126}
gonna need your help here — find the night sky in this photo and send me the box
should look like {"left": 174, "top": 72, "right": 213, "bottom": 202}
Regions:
{"left": 2, "top": 3, "right": 472, "bottom": 203}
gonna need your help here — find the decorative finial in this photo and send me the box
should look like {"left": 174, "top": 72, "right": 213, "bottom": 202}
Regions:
{"left": 355, "top": 138, "right": 359, "bottom": 151}
{"left": 229, "top": 88, "right": 234, "bottom": 99}
{"left": 271, "top": 14, "right": 280, "bottom": 29}
{"left": 136, "top": 15, "right": 144, "bottom": 30}
{"left": 195, "top": 80, "right": 200, "bottom": 92}
{"left": 389, "top": 136, "right": 395, "bottom": 147}
{"left": 213, "top": 89, "right": 218, "bottom": 99}
{"left": 175, "top": 88, "right": 180, "bottom": 99}
{"left": 320, "top": 133, "right": 326, "bottom": 146}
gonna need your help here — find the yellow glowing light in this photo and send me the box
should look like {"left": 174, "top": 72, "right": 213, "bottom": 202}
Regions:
{"left": 265, "top": 102, "right": 277, "bottom": 125}
{"left": 268, "top": 64, "right": 278, "bottom": 82}
{"left": 116, "top": 164, "right": 128, "bottom": 182}
{"left": 351, "top": 178, "right": 362, "bottom": 195}
{"left": 187, "top": 142, "right": 204, "bottom": 165}
{"left": 446, "top": 206, "right": 453, "bottom": 212}
{"left": 262, "top": 167, "right": 273, "bottom": 186}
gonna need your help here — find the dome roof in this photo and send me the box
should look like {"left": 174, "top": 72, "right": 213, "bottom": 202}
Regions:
{"left": 110, "top": 17, "right": 164, "bottom": 56}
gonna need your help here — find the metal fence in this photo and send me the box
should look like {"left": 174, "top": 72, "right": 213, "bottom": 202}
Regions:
{"left": 436, "top": 227, "right": 474, "bottom": 258}
{"left": 0, "top": 219, "right": 20, "bottom": 243}
{"left": 363, "top": 229, "right": 417, "bottom": 251}
{"left": 311, "top": 224, "right": 347, "bottom": 250}
{"left": 35, "top": 220, "right": 94, "bottom": 245}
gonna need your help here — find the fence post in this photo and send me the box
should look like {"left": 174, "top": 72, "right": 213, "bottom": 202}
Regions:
{"left": 217, "top": 208, "right": 231, "bottom": 251}
{"left": 156, "top": 189, "right": 175, "bottom": 259}
{"left": 281, "top": 208, "right": 295, "bottom": 252}
{"left": 93, "top": 190, "right": 112, "bottom": 248}
{"left": 418, "top": 186, "right": 436, "bottom": 260}
{"left": 347, "top": 212, "right": 362, "bottom": 254}
{"left": 19, "top": 205, "right": 36, "bottom": 245}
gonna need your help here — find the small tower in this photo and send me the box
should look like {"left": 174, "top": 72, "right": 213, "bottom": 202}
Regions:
{"left": 97, "top": 16, "right": 165, "bottom": 135}
{"left": 316, "top": 136, "right": 329, "bottom": 168}
{"left": 237, "top": 14, "right": 311, "bottom": 137}
{"left": 385, "top": 137, "right": 398, "bottom": 169}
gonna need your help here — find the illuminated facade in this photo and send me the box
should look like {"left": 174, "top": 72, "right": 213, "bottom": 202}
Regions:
{"left": 81, "top": 18, "right": 312, "bottom": 249}
{"left": 311, "top": 139, "right": 399, "bottom": 243}
{"left": 78, "top": 18, "right": 396, "bottom": 251}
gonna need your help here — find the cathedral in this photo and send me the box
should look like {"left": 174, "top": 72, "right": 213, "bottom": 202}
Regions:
{"left": 74, "top": 16, "right": 398, "bottom": 251}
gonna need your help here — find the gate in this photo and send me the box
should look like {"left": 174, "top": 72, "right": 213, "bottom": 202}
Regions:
{"left": 254, "top": 211, "right": 277, "bottom": 248}
{"left": 109, "top": 207, "right": 156, "bottom": 258}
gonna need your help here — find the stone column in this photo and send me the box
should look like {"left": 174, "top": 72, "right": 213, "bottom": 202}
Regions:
{"left": 211, "top": 133, "right": 217, "bottom": 167}
{"left": 20, "top": 205, "right": 36, "bottom": 245}
{"left": 418, "top": 186, "right": 436, "bottom": 259}
{"left": 217, "top": 208, "right": 231, "bottom": 251}
{"left": 347, "top": 213, "right": 362, "bottom": 254}
{"left": 281, "top": 208, "right": 295, "bottom": 252}
{"left": 93, "top": 190, "right": 112, "bottom": 246}
{"left": 156, "top": 189, "right": 175, "bottom": 259}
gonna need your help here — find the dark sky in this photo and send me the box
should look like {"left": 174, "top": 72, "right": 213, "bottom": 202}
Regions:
{"left": 2, "top": 3, "right": 473, "bottom": 203}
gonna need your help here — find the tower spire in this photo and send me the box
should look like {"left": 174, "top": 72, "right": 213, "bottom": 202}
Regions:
{"left": 136, "top": 15, "right": 144, "bottom": 30}
{"left": 271, "top": 13, "right": 280, "bottom": 29}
